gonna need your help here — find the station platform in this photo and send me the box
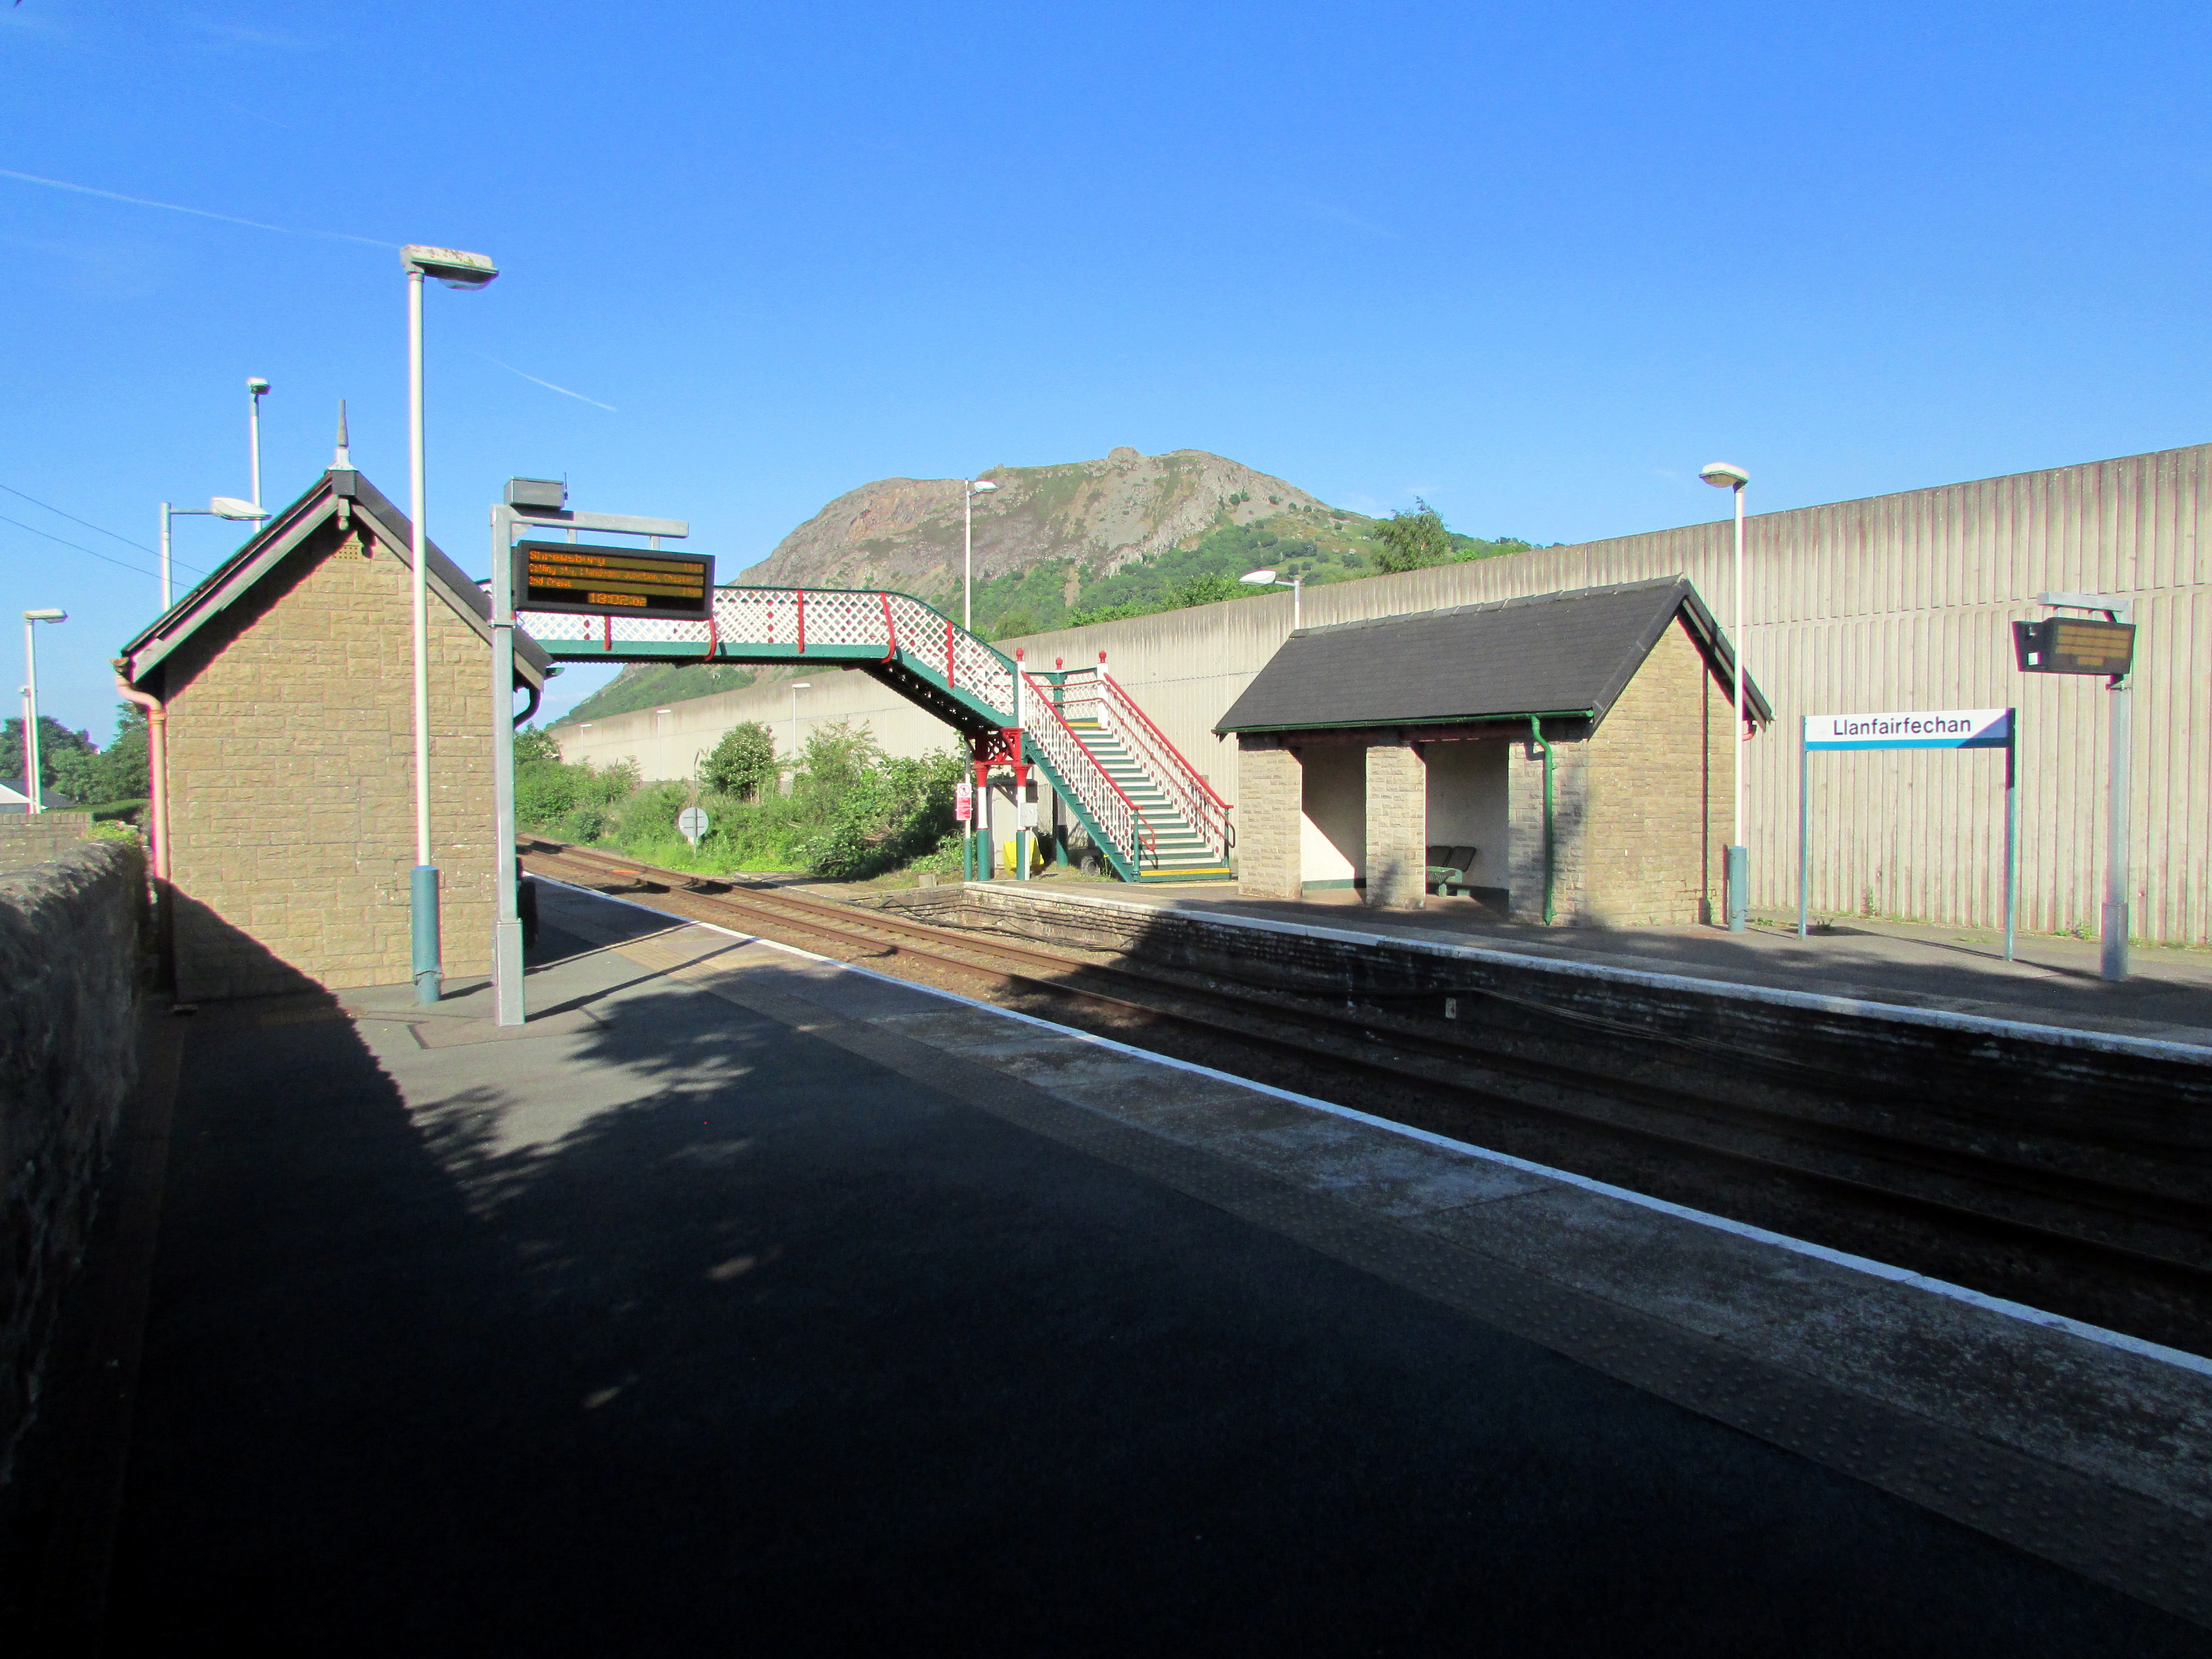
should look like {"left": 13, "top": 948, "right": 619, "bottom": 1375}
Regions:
{"left": 916, "top": 873, "right": 2212, "bottom": 1050}
{"left": 33, "top": 882, "right": 2212, "bottom": 1652}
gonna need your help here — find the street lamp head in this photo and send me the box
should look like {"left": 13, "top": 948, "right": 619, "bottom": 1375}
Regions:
{"left": 969, "top": 479, "right": 998, "bottom": 494}
{"left": 401, "top": 244, "right": 499, "bottom": 289}
{"left": 247, "top": 377, "right": 270, "bottom": 396}
{"left": 1239, "top": 569, "right": 1278, "bottom": 586}
{"left": 209, "top": 496, "right": 269, "bottom": 520}
{"left": 1699, "top": 462, "right": 1750, "bottom": 490}
{"left": 24, "top": 609, "right": 66, "bottom": 623}
{"left": 791, "top": 681, "right": 812, "bottom": 691}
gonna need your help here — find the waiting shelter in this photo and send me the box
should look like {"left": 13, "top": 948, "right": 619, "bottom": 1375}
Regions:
{"left": 118, "top": 465, "right": 549, "bottom": 1000}
{"left": 1214, "top": 577, "right": 1768, "bottom": 925}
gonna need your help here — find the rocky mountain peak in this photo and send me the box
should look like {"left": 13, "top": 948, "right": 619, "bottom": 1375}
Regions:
{"left": 737, "top": 448, "right": 1332, "bottom": 597}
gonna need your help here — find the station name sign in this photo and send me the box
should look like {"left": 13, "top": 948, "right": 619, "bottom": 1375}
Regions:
{"left": 2012, "top": 616, "right": 2135, "bottom": 676}
{"left": 514, "top": 540, "right": 715, "bottom": 621}
{"left": 1804, "top": 709, "right": 2012, "bottom": 751}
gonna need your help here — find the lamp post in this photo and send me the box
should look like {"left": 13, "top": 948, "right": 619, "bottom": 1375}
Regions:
{"left": 247, "top": 377, "right": 270, "bottom": 511}
{"left": 20, "top": 609, "right": 65, "bottom": 813}
{"left": 788, "top": 681, "right": 811, "bottom": 782}
{"left": 401, "top": 244, "right": 498, "bottom": 1006}
{"left": 962, "top": 478, "right": 998, "bottom": 632}
{"left": 159, "top": 496, "right": 269, "bottom": 611}
{"left": 1238, "top": 567, "right": 1303, "bottom": 628}
{"left": 1699, "top": 461, "right": 1752, "bottom": 932}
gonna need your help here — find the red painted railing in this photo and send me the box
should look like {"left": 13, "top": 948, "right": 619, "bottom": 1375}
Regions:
{"left": 1053, "top": 666, "right": 1233, "bottom": 863}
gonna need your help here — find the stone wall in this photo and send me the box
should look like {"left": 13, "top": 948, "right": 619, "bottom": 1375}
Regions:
{"left": 1232, "top": 742, "right": 1301, "bottom": 900}
{"left": 1508, "top": 730, "right": 1590, "bottom": 925}
{"left": 0, "top": 839, "right": 146, "bottom": 1485}
{"left": 873, "top": 882, "right": 2212, "bottom": 1174}
{"left": 0, "top": 813, "right": 94, "bottom": 876}
{"left": 159, "top": 522, "right": 497, "bottom": 1000}
{"left": 1582, "top": 616, "right": 1733, "bottom": 926}
{"left": 1363, "top": 742, "right": 1427, "bottom": 909}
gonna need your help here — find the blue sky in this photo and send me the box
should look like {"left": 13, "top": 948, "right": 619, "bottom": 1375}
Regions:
{"left": 4, "top": 0, "right": 2209, "bottom": 733}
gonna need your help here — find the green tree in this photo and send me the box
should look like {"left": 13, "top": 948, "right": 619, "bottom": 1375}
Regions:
{"left": 92, "top": 705, "right": 150, "bottom": 804}
{"left": 791, "top": 721, "right": 886, "bottom": 815}
{"left": 1372, "top": 498, "right": 1454, "bottom": 573}
{"left": 1, "top": 715, "right": 97, "bottom": 800}
{"left": 515, "top": 725, "right": 562, "bottom": 766}
{"left": 700, "top": 721, "right": 778, "bottom": 800}
{"left": 1170, "top": 572, "right": 1240, "bottom": 607}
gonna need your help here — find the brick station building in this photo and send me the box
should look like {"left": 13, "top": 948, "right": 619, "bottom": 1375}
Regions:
{"left": 119, "top": 466, "right": 549, "bottom": 1000}
{"left": 1214, "top": 578, "right": 1769, "bottom": 926}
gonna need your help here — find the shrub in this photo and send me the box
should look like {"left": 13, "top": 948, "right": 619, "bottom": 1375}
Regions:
{"left": 700, "top": 721, "right": 778, "bottom": 801}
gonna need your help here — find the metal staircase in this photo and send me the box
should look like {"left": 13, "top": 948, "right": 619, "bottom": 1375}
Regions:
{"left": 520, "top": 586, "right": 1234, "bottom": 885}
{"left": 1034, "top": 663, "right": 1233, "bottom": 882}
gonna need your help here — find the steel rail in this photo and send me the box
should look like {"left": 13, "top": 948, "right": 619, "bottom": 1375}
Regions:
{"left": 521, "top": 843, "right": 2212, "bottom": 1310}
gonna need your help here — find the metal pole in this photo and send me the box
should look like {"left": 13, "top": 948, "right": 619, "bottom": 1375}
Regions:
{"left": 1728, "top": 481, "right": 1748, "bottom": 932}
{"left": 159, "top": 503, "right": 172, "bottom": 611}
{"left": 962, "top": 483, "right": 973, "bottom": 633}
{"left": 1014, "top": 663, "right": 1029, "bottom": 881}
{"left": 1292, "top": 576, "right": 1302, "bottom": 629}
{"left": 490, "top": 504, "right": 525, "bottom": 1026}
{"left": 248, "top": 386, "right": 264, "bottom": 512}
{"left": 1797, "top": 716, "right": 1809, "bottom": 938}
{"left": 2104, "top": 668, "right": 2131, "bottom": 981}
{"left": 23, "top": 618, "right": 40, "bottom": 814}
{"left": 406, "top": 267, "right": 441, "bottom": 1005}
{"left": 2004, "top": 709, "right": 2019, "bottom": 963}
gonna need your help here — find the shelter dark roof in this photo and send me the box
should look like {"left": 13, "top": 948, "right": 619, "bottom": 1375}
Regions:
{"left": 1213, "top": 577, "right": 1769, "bottom": 734}
{"left": 120, "top": 468, "right": 549, "bottom": 690}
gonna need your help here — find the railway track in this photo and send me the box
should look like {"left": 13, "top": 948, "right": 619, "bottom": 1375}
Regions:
{"left": 519, "top": 841, "right": 2212, "bottom": 1354}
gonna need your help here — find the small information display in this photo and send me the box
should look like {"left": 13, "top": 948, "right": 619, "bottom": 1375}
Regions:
{"left": 2012, "top": 616, "right": 2135, "bottom": 676}
{"left": 677, "top": 806, "right": 710, "bottom": 846}
{"left": 954, "top": 780, "right": 973, "bottom": 822}
{"left": 515, "top": 540, "right": 715, "bottom": 621}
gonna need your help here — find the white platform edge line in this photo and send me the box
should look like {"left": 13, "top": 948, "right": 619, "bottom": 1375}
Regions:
{"left": 956, "top": 883, "right": 2212, "bottom": 1065}
{"left": 546, "top": 878, "right": 2212, "bottom": 1381}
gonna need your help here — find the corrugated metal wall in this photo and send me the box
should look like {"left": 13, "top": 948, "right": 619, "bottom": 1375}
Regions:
{"left": 562, "top": 441, "right": 2211, "bottom": 941}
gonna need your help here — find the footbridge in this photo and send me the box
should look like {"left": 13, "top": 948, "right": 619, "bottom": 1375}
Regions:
{"left": 520, "top": 585, "right": 1232, "bottom": 882}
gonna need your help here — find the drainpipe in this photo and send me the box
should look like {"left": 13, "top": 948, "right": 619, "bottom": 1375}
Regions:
{"left": 1526, "top": 713, "right": 1554, "bottom": 925}
{"left": 116, "top": 673, "right": 173, "bottom": 985}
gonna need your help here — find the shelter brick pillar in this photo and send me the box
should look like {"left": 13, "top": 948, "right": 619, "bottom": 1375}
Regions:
{"left": 1235, "top": 740, "right": 1301, "bottom": 900}
{"left": 1508, "top": 735, "right": 1589, "bottom": 925}
{"left": 1364, "top": 740, "right": 1426, "bottom": 909}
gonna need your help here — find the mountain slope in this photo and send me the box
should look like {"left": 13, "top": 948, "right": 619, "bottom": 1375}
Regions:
{"left": 738, "top": 447, "right": 1357, "bottom": 599}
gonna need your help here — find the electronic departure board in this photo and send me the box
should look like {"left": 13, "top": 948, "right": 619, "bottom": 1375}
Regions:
{"left": 2012, "top": 616, "right": 2136, "bottom": 677}
{"left": 514, "top": 540, "right": 715, "bottom": 621}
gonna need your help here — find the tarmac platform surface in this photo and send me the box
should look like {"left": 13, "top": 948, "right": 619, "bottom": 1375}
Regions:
{"left": 77, "top": 883, "right": 2212, "bottom": 1653}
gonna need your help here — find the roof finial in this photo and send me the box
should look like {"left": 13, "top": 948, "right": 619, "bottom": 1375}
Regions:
{"left": 333, "top": 399, "right": 351, "bottom": 469}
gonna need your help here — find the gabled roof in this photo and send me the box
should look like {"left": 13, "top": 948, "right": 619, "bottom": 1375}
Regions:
{"left": 1213, "top": 577, "right": 1770, "bottom": 735}
{"left": 119, "top": 468, "right": 549, "bottom": 689}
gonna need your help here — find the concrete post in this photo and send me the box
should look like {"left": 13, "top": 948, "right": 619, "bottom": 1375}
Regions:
{"left": 1235, "top": 740, "right": 1302, "bottom": 900}
{"left": 1364, "top": 740, "right": 1427, "bottom": 909}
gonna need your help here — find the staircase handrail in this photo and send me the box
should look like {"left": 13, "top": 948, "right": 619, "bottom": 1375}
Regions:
{"left": 1020, "top": 673, "right": 1156, "bottom": 870}
{"left": 1061, "top": 669, "right": 1232, "bottom": 863}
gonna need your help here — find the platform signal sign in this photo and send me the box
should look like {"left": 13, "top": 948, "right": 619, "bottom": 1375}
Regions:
{"left": 514, "top": 540, "right": 715, "bottom": 622}
{"left": 2012, "top": 616, "right": 2135, "bottom": 676}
